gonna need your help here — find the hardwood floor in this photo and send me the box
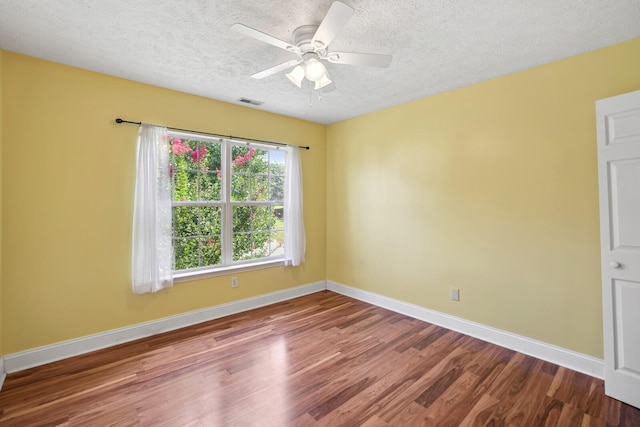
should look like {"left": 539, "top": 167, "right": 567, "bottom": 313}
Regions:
{"left": 0, "top": 291, "right": 638, "bottom": 426}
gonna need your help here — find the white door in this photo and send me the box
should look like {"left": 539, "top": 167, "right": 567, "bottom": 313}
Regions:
{"left": 596, "top": 90, "right": 640, "bottom": 409}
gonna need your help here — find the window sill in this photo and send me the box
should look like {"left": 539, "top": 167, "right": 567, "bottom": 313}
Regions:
{"left": 172, "top": 258, "right": 285, "bottom": 284}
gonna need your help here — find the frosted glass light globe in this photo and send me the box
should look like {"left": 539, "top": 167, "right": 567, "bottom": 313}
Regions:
{"left": 304, "top": 58, "right": 326, "bottom": 82}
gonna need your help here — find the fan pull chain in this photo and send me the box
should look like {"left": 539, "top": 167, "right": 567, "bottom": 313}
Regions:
{"left": 307, "top": 82, "right": 323, "bottom": 106}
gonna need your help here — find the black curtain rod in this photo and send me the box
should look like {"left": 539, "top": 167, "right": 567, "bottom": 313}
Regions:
{"left": 115, "top": 118, "right": 310, "bottom": 150}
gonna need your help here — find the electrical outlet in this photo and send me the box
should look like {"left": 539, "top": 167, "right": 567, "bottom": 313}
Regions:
{"left": 231, "top": 277, "right": 238, "bottom": 288}
{"left": 450, "top": 288, "right": 460, "bottom": 302}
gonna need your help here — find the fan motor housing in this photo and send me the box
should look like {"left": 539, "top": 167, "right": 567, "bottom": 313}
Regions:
{"left": 292, "top": 25, "right": 325, "bottom": 55}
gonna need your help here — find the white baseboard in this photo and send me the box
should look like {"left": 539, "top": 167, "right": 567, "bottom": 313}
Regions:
{"left": 3, "top": 281, "right": 326, "bottom": 374}
{"left": 0, "top": 357, "right": 5, "bottom": 390}
{"left": 327, "top": 281, "right": 604, "bottom": 379}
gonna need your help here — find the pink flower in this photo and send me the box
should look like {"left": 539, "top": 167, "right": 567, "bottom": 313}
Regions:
{"left": 233, "top": 156, "right": 245, "bottom": 167}
{"left": 233, "top": 148, "right": 255, "bottom": 168}
{"left": 171, "top": 139, "right": 192, "bottom": 155}
{"left": 191, "top": 146, "right": 207, "bottom": 163}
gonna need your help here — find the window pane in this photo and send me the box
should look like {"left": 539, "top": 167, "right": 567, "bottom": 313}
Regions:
{"left": 171, "top": 138, "right": 197, "bottom": 181}
{"left": 200, "top": 237, "right": 222, "bottom": 266}
{"left": 173, "top": 207, "right": 199, "bottom": 238}
{"left": 200, "top": 172, "right": 221, "bottom": 201}
{"left": 200, "top": 206, "right": 221, "bottom": 236}
{"left": 231, "top": 146, "right": 253, "bottom": 202}
{"left": 233, "top": 206, "right": 252, "bottom": 232}
{"left": 272, "top": 207, "right": 285, "bottom": 256}
{"left": 253, "top": 232, "right": 270, "bottom": 258}
{"left": 231, "top": 145, "right": 255, "bottom": 170}
{"left": 232, "top": 205, "right": 273, "bottom": 261}
{"left": 252, "top": 148, "right": 268, "bottom": 174}
{"left": 231, "top": 173, "right": 249, "bottom": 201}
{"left": 170, "top": 136, "right": 195, "bottom": 158}
{"left": 231, "top": 206, "right": 280, "bottom": 235}
{"left": 173, "top": 206, "right": 221, "bottom": 238}
{"left": 250, "top": 175, "right": 269, "bottom": 201}
{"left": 253, "top": 206, "right": 275, "bottom": 232}
{"left": 269, "top": 149, "right": 286, "bottom": 175}
{"left": 189, "top": 142, "right": 208, "bottom": 166}
{"left": 174, "top": 237, "right": 222, "bottom": 270}
{"left": 172, "top": 169, "right": 198, "bottom": 201}
{"left": 232, "top": 146, "right": 274, "bottom": 202}
{"left": 171, "top": 137, "right": 222, "bottom": 202}
{"left": 232, "top": 233, "right": 252, "bottom": 261}
{"left": 174, "top": 238, "right": 199, "bottom": 270}
{"left": 269, "top": 232, "right": 284, "bottom": 256}
{"left": 203, "top": 142, "right": 222, "bottom": 173}
{"left": 231, "top": 205, "right": 282, "bottom": 261}
{"left": 269, "top": 176, "right": 284, "bottom": 202}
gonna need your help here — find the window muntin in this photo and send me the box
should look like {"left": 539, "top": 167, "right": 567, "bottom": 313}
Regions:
{"left": 169, "top": 132, "right": 285, "bottom": 272}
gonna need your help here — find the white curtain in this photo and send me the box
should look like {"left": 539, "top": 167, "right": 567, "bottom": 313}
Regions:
{"left": 283, "top": 146, "right": 306, "bottom": 266}
{"left": 132, "top": 124, "right": 173, "bottom": 293}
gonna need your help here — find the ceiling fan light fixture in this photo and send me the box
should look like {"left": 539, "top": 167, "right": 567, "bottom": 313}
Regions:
{"left": 304, "top": 58, "right": 327, "bottom": 82}
{"left": 286, "top": 65, "right": 305, "bottom": 88}
{"left": 234, "top": 1, "right": 393, "bottom": 95}
{"left": 314, "top": 72, "right": 333, "bottom": 90}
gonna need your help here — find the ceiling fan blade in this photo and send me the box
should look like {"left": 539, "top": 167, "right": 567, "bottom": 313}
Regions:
{"left": 251, "top": 60, "right": 302, "bottom": 79}
{"left": 312, "top": 1, "right": 354, "bottom": 48}
{"left": 325, "top": 52, "right": 392, "bottom": 68}
{"left": 232, "top": 23, "right": 301, "bottom": 55}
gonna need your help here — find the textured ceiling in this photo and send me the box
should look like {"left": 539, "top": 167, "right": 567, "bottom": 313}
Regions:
{"left": 0, "top": 0, "right": 639, "bottom": 124}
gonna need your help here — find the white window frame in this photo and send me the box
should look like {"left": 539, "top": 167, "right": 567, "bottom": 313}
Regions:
{"left": 169, "top": 131, "right": 286, "bottom": 283}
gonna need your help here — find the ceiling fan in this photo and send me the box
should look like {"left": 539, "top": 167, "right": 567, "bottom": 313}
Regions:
{"left": 232, "top": 1, "right": 392, "bottom": 91}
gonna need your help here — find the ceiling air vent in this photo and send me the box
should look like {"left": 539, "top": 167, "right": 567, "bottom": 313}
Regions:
{"left": 237, "top": 97, "right": 264, "bottom": 106}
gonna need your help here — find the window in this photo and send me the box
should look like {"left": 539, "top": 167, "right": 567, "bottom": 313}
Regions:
{"left": 169, "top": 131, "right": 286, "bottom": 275}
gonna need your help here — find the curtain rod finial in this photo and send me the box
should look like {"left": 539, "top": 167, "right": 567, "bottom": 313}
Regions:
{"left": 115, "top": 118, "right": 123, "bottom": 123}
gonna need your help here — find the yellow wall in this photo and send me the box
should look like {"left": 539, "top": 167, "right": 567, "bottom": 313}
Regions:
{"left": 326, "top": 37, "right": 640, "bottom": 358}
{"left": 0, "top": 49, "right": 4, "bottom": 358}
{"left": 1, "top": 52, "right": 326, "bottom": 354}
